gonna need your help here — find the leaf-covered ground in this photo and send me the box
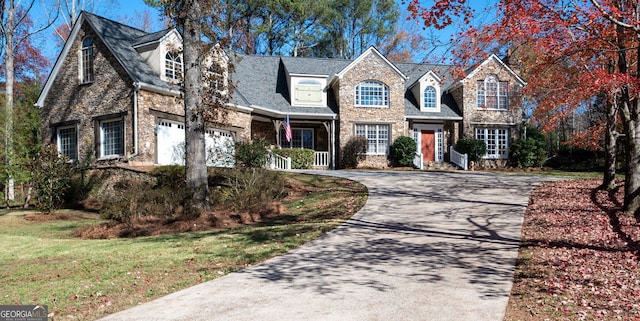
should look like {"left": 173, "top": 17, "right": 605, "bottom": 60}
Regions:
{"left": 505, "top": 179, "right": 640, "bottom": 321}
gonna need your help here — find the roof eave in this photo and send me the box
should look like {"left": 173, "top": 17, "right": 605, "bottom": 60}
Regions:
{"left": 406, "top": 115, "right": 463, "bottom": 121}
{"left": 250, "top": 104, "right": 337, "bottom": 119}
{"left": 36, "top": 12, "right": 87, "bottom": 107}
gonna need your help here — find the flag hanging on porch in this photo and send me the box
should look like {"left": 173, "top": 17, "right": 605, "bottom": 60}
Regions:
{"left": 284, "top": 114, "right": 292, "bottom": 142}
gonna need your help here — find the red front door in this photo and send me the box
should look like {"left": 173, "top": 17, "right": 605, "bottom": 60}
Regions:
{"left": 421, "top": 130, "right": 435, "bottom": 162}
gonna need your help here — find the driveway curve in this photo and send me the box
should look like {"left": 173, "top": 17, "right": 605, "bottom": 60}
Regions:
{"left": 100, "top": 170, "right": 547, "bottom": 321}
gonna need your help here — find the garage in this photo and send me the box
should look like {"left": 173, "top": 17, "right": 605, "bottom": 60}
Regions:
{"left": 156, "top": 119, "right": 235, "bottom": 167}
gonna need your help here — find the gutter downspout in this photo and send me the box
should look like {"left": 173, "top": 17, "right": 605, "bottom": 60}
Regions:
{"left": 132, "top": 82, "right": 141, "bottom": 157}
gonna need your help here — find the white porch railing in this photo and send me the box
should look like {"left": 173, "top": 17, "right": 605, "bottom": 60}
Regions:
{"left": 414, "top": 152, "right": 424, "bottom": 169}
{"left": 315, "top": 151, "right": 329, "bottom": 168}
{"left": 270, "top": 152, "right": 291, "bottom": 170}
{"left": 450, "top": 146, "right": 468, "bottom": 170}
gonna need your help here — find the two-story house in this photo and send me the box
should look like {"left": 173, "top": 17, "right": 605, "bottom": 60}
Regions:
{"left": 37, "top": 12, "right": 526, "bottom": 170}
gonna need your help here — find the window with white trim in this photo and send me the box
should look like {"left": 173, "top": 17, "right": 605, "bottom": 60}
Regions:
{"left": 280, "top": 128, "right": 314, "bottom": 149}
{"left": 477, "top": 75, "right": 508, "bottom": 110}
{"left": 81, "top": 37, "right": 94, "bottom": 83}
{"left": 424, "top": 86, "right": 437, "bottom": 109}
{"left": 57, "top": 125, "right": 78, "bottom": 161}
{"left": 295, "top": 80, "right": 323, "bottom": 105}
{"left": 100, "top": 119, "right": 124, "bottom": 157}
{"left": 475, "top": 128, "right": 509, "bottom": 159}
{"left": 165, "top": 51, "right": 183, "bottom": 81}
{"left": 355, "top": 124, "right": 389, "bottom": 155}
{"left": 355, "top": 81, "right": 389, "bottom": 107}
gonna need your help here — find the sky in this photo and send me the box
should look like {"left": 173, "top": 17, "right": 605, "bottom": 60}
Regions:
{"left": 28, "top": 0, "right": 499, "bottom": 72}
{"left": 32, "top": 0, "right": 166, "bottom": 62}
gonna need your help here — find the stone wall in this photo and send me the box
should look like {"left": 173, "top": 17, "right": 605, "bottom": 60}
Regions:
{"left": 336, "top": 52, "right": 407, "bottom": 168}
{"left": 451, "top": 58, "right": 524, "bottom": 168}
{"left": 42, "top": 21, "right": 251, "bottom": 167}
{"left": 42, "top": 21, "right": 134, "bottom": 165}
{"left": 455, "top": 58, "right": 523, "bottom": 139}
{"left": 135, "top": 90, "right": 252, "bottom": 165}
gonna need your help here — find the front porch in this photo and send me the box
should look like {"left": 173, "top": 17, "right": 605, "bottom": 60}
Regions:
{"left": 252, "top": 116, "right": 336, "bottom": 170}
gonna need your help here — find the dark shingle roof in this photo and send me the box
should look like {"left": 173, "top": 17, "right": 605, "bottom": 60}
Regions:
{"left": 81, "top": 12, "right": 461, "bottom": 120}
{"left": 396, "top": 62, "right": 463, "bottom": 120}
{"left": 232, "top": 53, "right": 462, "bottom": 120}
{"left": 231, "top": 54, "right": 341, "bottom": 117}
{"left": 83, "top": 11, "right": 170, "bottom": 89}
{"left": 280, "top": 56, "right": 351, "bottom": 76}
{"left": 132, "top": 29, "right": 174, "bottom": 47}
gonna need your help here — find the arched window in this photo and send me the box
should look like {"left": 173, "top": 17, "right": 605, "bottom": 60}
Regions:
{"left": 477, "top": 75, "right": 509, "bottom": 110}
{"left": 424, "top": 86, "right": 437, "bottom": 109}
{"left": 81, "top": 37, "right": 94, "bottom": 83}
{"left": 355, "top": 81, "right": 389, "bottom": 107}
{"left": 165, "top": 51, "right": 183, "bottom": 81}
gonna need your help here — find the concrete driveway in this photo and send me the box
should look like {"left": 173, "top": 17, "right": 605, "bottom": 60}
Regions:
{"left": 99, "top": 170, "right": 546, "bottom": 321}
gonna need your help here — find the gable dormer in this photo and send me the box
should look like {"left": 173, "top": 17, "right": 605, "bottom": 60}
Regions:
{"left": 133, "top": 29, "right": 183, "bottom": 83}
{"left": 410, "top": 70, "right": 442, "bottom": 112}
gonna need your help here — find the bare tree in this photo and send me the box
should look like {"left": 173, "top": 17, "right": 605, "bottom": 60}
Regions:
{"left": 1, "top": 0, "right": 58, "bottom": 202}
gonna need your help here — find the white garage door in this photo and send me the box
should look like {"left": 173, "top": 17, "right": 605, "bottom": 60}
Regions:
{"left": 157, "top": 120, "right": 185, "bottom": 165}
{"left": 156, "top": 120, "right": 235, "bottom": 167}
{"left": 205, "top": 128, "right": 235, "bottom": 167}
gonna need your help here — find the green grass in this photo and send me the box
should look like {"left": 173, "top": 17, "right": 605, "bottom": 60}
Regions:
{"left": 0, "top": 173, "right": 367, "bottom": 321}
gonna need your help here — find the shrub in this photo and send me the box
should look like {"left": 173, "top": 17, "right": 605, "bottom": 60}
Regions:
{"left": 390, "top": 136, "right": 417, "bottom": 167}
{"left": 29, "top": 145, "right": 75, "bottom": 213}
{"left": 211, "top": 168, "right": 286, "bottom": 211}
{"left": 341, "top": 136, "right": 368, "bottom": 168}
{"left": 150, "top": 165, "right": 185, "bottom": 190}
{"left": 64, "top": 150, "right": 97, "bottom": 206}
{"left": 509, "top": 138, "right": 547, "bottom": 168}
{"left": 273, "top": 149, "right": 315, "bottom": 169}
{"left": 455, "top": 138, "right": 487, "bottom": 162}
{"left": 100, "top": 167, "right": 190, "bottom": 224}
{"left": 235, "top": 136, "right": 271, "bottom": 168}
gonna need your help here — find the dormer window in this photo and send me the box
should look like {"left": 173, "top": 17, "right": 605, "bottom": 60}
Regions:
{"left": 295, "top": 80, "right": 322, "bottom": 105}
{"left": 81, "top": 37, "right": 94, "bottom": 83}
{"left": 477, "top": 75, "right": 508, "bottom": 110}
{"left": 165, "top": 51, "right": 183, "bottom": 81}
{"left": 355, "top": 81, "right": 389, "bottom": 107}
{"left": 424, "top": 86, "right": 437, "bottom": 110}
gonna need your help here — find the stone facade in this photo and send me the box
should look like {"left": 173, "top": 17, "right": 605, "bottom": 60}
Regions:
{"left": 42, "top": 20, "right": 251, "bottom": 167}
{"left": 42, "top": 21, "right": 135, "bottom": 165}
{"left": 130, "top": 90, "right": 251, "bottom": 166}
{"left": 40, "top": 13, "right": 526, "bottom": 171}
{"left": 335, "top": 52, "right": 408, "bottom": 168}
{"left": 451, "top": 57, "right": 524, "bottom": 167}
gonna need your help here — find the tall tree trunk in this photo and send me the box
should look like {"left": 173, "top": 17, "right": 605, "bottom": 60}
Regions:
{"left": 623, "top": 112, "right": 640, "bottom": 216}
{"left": 183, "top": 0, "right": 209, "bottom": 214}
{"left": 603, "top": 98, "right": 618, "bottom": 191}
{"left": 5, "top": 0, "right": 16, "bottom": 202}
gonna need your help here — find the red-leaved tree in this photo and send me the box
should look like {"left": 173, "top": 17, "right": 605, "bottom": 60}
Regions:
{"left": 416, "top": 0, "right": 640, "bottom": 215}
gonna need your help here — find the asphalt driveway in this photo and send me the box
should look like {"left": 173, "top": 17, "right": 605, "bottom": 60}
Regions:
{"left": 99, "top": 170, "right": 547, "bottom": 321}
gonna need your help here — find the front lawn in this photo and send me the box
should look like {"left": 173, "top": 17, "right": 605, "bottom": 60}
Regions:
{"left": 0, "top": 172, "right": 367, "bottom": 321}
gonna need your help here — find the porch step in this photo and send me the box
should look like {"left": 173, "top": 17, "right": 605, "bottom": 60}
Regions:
{"left": 423, "top": 162, "right": 460, "bottom": 171}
